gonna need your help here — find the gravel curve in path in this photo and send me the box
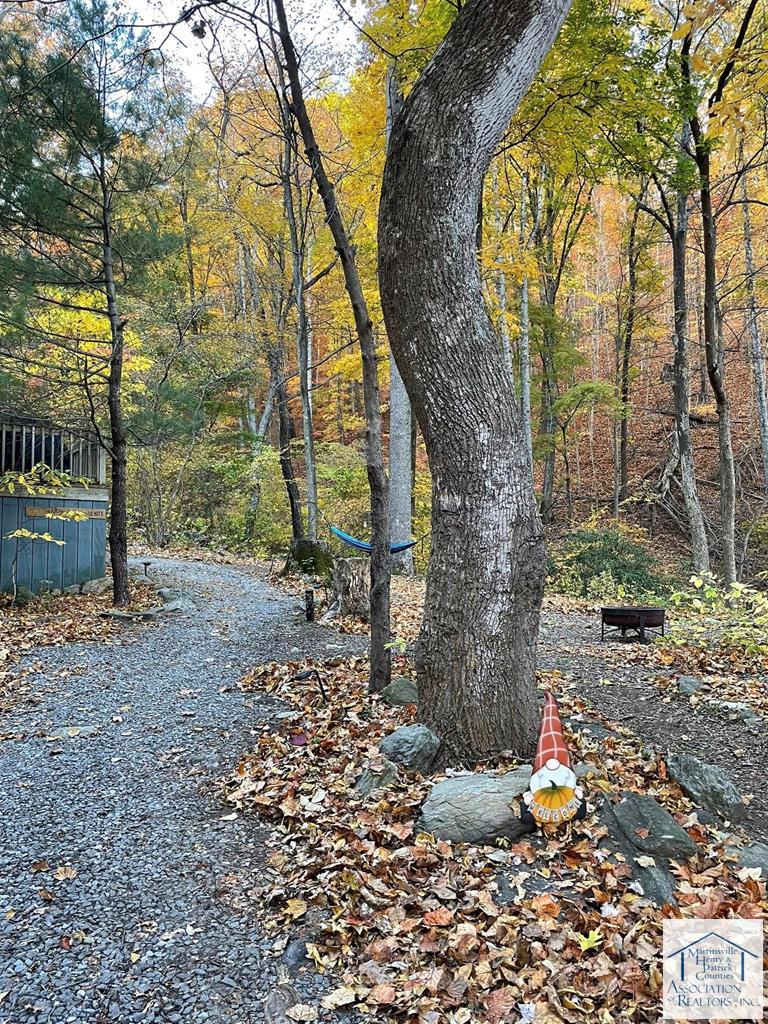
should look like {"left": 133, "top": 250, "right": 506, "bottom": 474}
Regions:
{"left": 0, "top": 557, "right": 362, "bottom": 1024}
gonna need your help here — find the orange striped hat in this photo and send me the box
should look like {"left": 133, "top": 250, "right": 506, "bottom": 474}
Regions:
{"left": 533, "top": 693, "right": 572, "bottom": 772}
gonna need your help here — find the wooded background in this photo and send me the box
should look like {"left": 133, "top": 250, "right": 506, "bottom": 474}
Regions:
{"left": 2, "top": 0, "right": 767, "bottom": 584}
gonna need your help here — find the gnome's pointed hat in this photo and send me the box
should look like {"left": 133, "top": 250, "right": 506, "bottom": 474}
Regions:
{"left": 533, "top": 693, "right": 572, "bottom": 772}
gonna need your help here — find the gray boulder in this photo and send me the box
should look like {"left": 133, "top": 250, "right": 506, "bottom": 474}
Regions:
{"left": 380, "top": 724, "right": 440, "bottom": 773}
{"left": 380, "top": 676, "right": 418, "bottom": 707}
{"left": 666, "top": 752, "right": 746, "bottom": 822}
{"left": 612, "top": 793, "right": 697, "bottom": 859}
{"left": 81, "top": 576, "right": 112, "bottom": 596}
{"left": 598, "top": 799, "right": 678, "bottom": 907}
{"left": 418, "top": 768, "right": 533, "bottom": 845}
{"left": 677, "top": 675, "right": 705, "bottom": 695}
{"left": 355, "top": 758, "right": 399, "bottom": 797}
{"left": 734, "top": 843, "right": 768, "bottom": 876}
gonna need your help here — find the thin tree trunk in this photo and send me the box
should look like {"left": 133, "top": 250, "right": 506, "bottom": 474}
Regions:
{"left": 683, "top": 10, "right": 756, "bottom": 583}
{"left": 694, "top": 142, "right": 736, "bottom": 582}
{"left": 280, "top": 98, "right": 318, "bottom": 541}
{"left": 671, "top": 186, "right": 710, "bottom": 573}
{"left": 740, "top": 145, "right": 768, "bottom": 491}
{"left": 386, "top": 67, "right": 414, "bottom": 574}
{"left": 274, "top": 0, "right": 391, "bottom": 692}
{"left": 518, "top": 173, "right": 533, "bottom": 467}
{"left": 539, "top": 278, "right": 558, "bottom": 523}
{"left": 244, "top": 380, "right": 276, "bottom": 538}
{"left": 618, "top": 201, "right": 640, "bottom": 503}
{"left": 101, "top": 173, "right": 130, "bottom": 607}
{"left": 179, "top": 179, "right": 198, "bottom": 333}
{"left": 537, "top": 177, "right": 558, "bottom": 523}
{"left": 493, "top": 165, "right": 514, "bottom": 382}
{"left": 379, "top": 0, "right": 571, "bottom": 760}
{"left": 276, "top": 373, "right": 304, "bottom": 543}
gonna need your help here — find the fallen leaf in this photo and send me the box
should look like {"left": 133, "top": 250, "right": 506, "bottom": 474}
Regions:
{"left": 285, "top": 897, "right": 308, "bottom": 919}
{"left": 423, "top": 906, "right": 453, "bottom": 926}
{"left": 321, "top": 987, "right": 357, "bottom": 1010}
{"left": 285, "top": 1004, "right": 318, "bottom": 1022}
{"left": 53, "top": 865, "right": 77, "bottom": 881}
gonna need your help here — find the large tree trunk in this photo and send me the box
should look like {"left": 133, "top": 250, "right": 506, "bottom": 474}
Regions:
{"left": 740, "top": 150, "right": 768, "bottom": 492}
{"left": 379, "top": 0, "right": 570, "bottom": 760}
{"left": 385, "top": 68, "right": 414, "bottom": 575}
{"left": 671, "top": 189, "right": 710, "bottom": 573}
{"left": 274, "top": 0, "right": 391, "bottom": 692}
{"left": 101, "top": 179, "right": 130, "bottom": 607}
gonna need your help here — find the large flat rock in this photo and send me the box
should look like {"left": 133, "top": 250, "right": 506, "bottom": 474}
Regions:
{"left": 418, "top": 768, "right": 533, "bottom": 845}
{"left": 612, "top": 793, "right": 697, "bottom": 859}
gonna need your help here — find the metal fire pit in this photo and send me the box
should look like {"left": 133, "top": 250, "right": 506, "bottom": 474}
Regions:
{"left": 601, "top": 606, "right": 665, "bottom": 642}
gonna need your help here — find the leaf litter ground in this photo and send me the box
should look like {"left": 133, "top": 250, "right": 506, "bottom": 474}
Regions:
{"left": 222, "top": 645, "right": 766, "bottom": 1023}
{"left": 0, "top": 580, "right": 156, "bottom": 720}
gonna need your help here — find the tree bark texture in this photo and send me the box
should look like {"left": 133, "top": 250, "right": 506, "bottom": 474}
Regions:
{"left": 379, "top": 0, "right": 571, "bottom": 760}
{"left": 385, "top": 67, "right": 414, "bottom": 574}
{"left": 325, "top": 557, "right": 370, "bottom": 621}
{"left": 274, "top": 0, "right": 391, "bottom": 692}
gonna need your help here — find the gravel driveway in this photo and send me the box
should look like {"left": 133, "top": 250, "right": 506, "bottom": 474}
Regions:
{"left": 0, "top": 557, "right": 361, "bottom": 1024}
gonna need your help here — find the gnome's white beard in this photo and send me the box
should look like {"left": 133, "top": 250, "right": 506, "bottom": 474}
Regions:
{"left": 529, "top": 761, "right": 577, "bottom": 793}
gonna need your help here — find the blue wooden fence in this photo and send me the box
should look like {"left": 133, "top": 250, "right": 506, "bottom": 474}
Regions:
{"left": 0, "top": 492, "right": 107, "bottom": 594}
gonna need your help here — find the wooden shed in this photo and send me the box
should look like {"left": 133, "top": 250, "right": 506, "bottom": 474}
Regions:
{"left": 0, "top": 412, "right": 108, "bottom": 595}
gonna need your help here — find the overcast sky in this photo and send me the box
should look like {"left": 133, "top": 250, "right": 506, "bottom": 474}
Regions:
{"left": 123, "top": 0, "right": 360, "bottom": 100}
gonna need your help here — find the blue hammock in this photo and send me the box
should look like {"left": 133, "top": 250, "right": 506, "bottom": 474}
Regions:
{"left": 329, "top": 524, "right": 416, "bottom": 555}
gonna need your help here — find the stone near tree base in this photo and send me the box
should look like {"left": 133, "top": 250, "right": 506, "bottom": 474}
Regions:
{"left": 380, "top": 676, "right": 418, "bottom": 707}
{"left": 666, "top": 752, "right": 746, "bottom": 822}
{"left": 81, "top": 576, "right": 112, "bottom": 596}
{"left": 354, "top": 757, "right": 399, "bottom": 797}
{"left": 380, "top": 724, "right": 440, "bottom": 773}
{"left": 612, "top": 793, "right": 697, "bottom": 859}
{"left": 417, "top": 768, "right": 533, "bottom": 845}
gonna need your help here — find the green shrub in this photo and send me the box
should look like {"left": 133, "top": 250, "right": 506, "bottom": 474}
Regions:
{"left": 548, "top": 527, "right": 669, "bottom": 600}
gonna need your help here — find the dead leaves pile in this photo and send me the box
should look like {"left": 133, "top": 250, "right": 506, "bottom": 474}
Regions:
{"left": 0, "top": 579, "right": 156, "bottom": 710}
{"left": 221, "top": 659, "right": 766, "bottom": 1023}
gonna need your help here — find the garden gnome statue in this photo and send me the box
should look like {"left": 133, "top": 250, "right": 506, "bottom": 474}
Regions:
{"left": 522, "top": 693, "right": 585, "bottom": 826}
